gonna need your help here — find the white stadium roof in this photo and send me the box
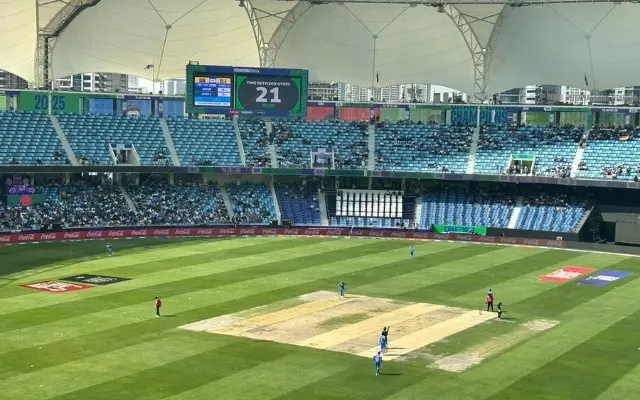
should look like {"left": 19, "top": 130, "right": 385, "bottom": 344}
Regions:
{"left": 2, "top": 0, "right": 640, "bottom": 99}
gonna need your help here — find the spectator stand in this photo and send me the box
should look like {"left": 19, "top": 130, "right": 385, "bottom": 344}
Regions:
{"left": 226, "top": 182, "right": 276, "bottom": 225}
{"left": 475, "top": 124, "right": 582, "bottom": 177}
{"left": 578, "top": 125, "right": 640, "bottom": 180}
{"left": 273, "top": 120, "right": 369, "bottom": 169}
{"left": 419, "top": 185, "right": 514, "bottom": 229}
{"left": 129, "top": 182, "right": 230, "bottom": 225}
{"left": 0, "top": 111, "right": 66, "bottom": 166}
{"left": 238, "top": 119, "right": 271, "bottom": 167}
{"left": 375, "top": 121, "right": 472, "bottom": 173}
{"left": 274, "top": 180, "right": 321, "bottom": 225}
{"left": 166, "top": 117, "right": 242, "bottom": 167}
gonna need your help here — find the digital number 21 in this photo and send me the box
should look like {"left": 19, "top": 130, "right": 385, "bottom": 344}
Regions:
{"left": 255, "top": 86, "right": 281, "bottom": 103}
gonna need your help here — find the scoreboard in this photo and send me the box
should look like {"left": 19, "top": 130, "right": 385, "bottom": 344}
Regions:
{"left": 186, "top": 65, "right": 308, "bottom": 118}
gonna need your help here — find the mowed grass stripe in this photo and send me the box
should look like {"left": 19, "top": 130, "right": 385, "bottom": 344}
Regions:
{"left": 450, "top": 251, "right": 625, "bottom": 308}
{"left": 395, "top": 249, "right": 581, "bottom": 304}
{"left": 48, "top": 341, "right": 290, "bottom": 400}
{"left": 594, "top": 364, "right": 640, "bottom": 400}
{"left": 0, "top": 237, "right": 359, "bottom": 317}
{"left": 3, "top": 238, "right": 242, "bottom": 285}
{"left": 0, "top": 240, "right": 423, "bottom": 354}
{"left": 512, "top": 257, "right": 640, "bottom": 319}
{"left": 0, "top": 333, "right": 231, "bottom": 400}
{"left": 271, "top": 354, "right": 424, "bottom": 400}
{"left": 386, "top": 259, "right": 640, "bottom": 400}
{"left": 94, "top": 237, "right": 319, "bottom": 277}
{"left": 0, "top": 239, "right": 217, "bottom": 298}
{"left": 0, "top": 242, "right": 475, "bottom": 375}
{"left": 355, "top": 246, "right": 538, "bottom": 298}
{"left": 160, "top": 353, "right": 350, "bottom": 400}
{"left": 492, "top": 308, "right": 640, "bottom": 399}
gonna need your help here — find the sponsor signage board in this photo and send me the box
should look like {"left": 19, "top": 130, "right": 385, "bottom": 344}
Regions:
{"left": 21, "top": 281, "right": 93, "bottom": 293}
{"left": 62, "top": 274, "right": 130, "bottom": 286}
{"left": 576, "top": 270, "right": 632, "bottom": 287}
{"left": 539, "top": 266, "right": 595, "bottom": 283}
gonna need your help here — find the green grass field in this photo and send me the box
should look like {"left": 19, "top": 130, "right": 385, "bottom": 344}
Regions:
{"left": 1, "top": 236, "right": 640, "bottom": 400}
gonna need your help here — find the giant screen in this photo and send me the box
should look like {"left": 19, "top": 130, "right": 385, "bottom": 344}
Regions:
{"left": 186, "top": 65, "right": 308, "bottom": 118}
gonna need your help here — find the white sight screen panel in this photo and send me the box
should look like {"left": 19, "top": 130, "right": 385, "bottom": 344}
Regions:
{"left": 336, "top": 190, "right": 403, "bottom": 218}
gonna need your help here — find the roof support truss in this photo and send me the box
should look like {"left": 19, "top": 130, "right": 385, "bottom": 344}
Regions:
{"left": 253, "top": 1, "right": 314, "bottom": 67}
{"left": 35, "top": 0, "right": 102, "bottom": 88}
{"left": 441, "top": 4, "right": 492, "bottom": 102}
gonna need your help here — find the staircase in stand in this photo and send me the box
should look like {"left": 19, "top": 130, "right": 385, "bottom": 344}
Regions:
{"left": 367, "top": 124, "right": 376, "bottom": 171}
{"left": 413, "top": 196, "right": 423, "bottom": 229}
{"left": 508, "top": 196, "right": 524, "bottom": 229}
{"left": 48, "top": 115, "right": 79, "bottom": 166}
{"left": 466, "top": 126, "right": 480, "bottom": 174}
{"left": 159, "top": 118, "right": 181, "bottom": 166}
{"left": 265, "top": 120, "right": 279, "bottom": 167}
{"left": 319, "top": 190, "right": 329, "bottom": 226}
{"left": 269, "top": 179, "right": 282, "bottom": 224}
{"left": 570, "top": 129, "right": 589, "bottom": 178}
{"left": 116, "top": 181, "right": 138, "bottom": 214}
{"left": 219, "top": 186, "right": 235, "bottom": 220}
{"left": 232, "top": 115, "right": 247, "bottom": 166}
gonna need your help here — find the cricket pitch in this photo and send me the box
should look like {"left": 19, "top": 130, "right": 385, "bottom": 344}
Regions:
{"left": 179, "top": 291, "right": 495, "bottom": 361}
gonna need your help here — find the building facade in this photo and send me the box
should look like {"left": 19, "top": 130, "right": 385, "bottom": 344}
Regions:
{"left": 0, "top": 70, "right": 28, "bottom": 89}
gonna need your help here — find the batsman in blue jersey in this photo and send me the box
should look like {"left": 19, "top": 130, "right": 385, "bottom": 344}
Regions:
{"left": 339, "top": 281, "right": 346, "bottom": 297}
{"left": 379, "top": 333, "right": 387, "bottom": 353}
{"left": 373, "top": 351, "right": 383, "bottom": 376}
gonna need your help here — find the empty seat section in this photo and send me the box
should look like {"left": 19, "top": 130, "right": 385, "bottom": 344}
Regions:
{"left": 475, "top": 125, "right": 581, "bottom": 176}
{"left": 58, "top": 114, "right": 167, "bottom": 165}
{"left": 577, "top": 126, "right": 640, "bottom": 180}
{"left": 419, "top": 187, "right": 513, "bottom": 228}
{"left": 275, "top": 181, "right": 321, "bottom": 225}
{"left": 516, "top": 194, "right": 586, "bottom": 232}
{"left": 375, "top": 123, "right": 471, "bottom": 172}
{"left": 0, "top": 111, "right": 65, "bottom": 165}
{"left": 168, "top": 118, "right": 241, "bottom": 166}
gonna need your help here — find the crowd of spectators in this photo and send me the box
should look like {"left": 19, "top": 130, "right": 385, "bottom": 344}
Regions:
{"left": 129, "top": 182, "right": 230, "bottom": 225}
{"left": 226, "top": 183, "right": 276, "bottom": 224}
{"left": 0, "top": 202, "right": 40, "bottom": 231}
{"left": 37, "top": 183, "right": 137, "bottom": 228}
{"left": 274, "top": 120, "right": 369, "bottom": 169}
{"left": 375, "top": 121, "right": 472, "bottom": 172}
{"left": 478, "top": 124, "right": 583, "bottom": 151}
{"left": 240, "top": 119, "right": 271, "bottom": 167}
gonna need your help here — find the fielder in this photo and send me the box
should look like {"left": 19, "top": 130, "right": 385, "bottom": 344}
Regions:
{"left": 373, "top": 351, "right": 383, "bottom": 376}
{"left": 409, "top": 244, "right": 415, "bottom": 259}
{"left": 106, "top": 243, "right": 113, "bottom": 257}
{"left": 339, "top": 281, "right": 346, "bottom": 297}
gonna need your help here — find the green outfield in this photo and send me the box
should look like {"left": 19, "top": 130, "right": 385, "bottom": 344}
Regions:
{"left": 1, "top": 236, "right": 640, "bottom": 400}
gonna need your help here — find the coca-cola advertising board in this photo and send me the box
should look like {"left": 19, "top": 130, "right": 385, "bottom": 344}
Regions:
{"left": 0, "top": 228, "right": 565, "bottom": 248}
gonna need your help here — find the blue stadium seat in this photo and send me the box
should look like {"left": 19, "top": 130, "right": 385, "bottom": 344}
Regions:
{"left": 0, "top": 111, "right": 65, "bottom": 165}
{"left": 419, "top": 187, "right": 513, "bottom": 228}
{"left": 375, "top": 123, "right": 471, "bottom": 172}
{"left": 475, "top": 125, "right": 581, "bottom": 176}
{"left": 226, "top": 183, "right": 276, "bottom": 224}
{"left": 275, "top": 181, "right": 321, "bottom": 225}
{"left": 168, "top": 118, "right": 241, "bottom": 166}
{"left": 58, "top": 114, "right": 167, "bottom": 165}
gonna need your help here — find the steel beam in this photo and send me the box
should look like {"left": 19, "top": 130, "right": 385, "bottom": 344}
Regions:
{"left": 34, "top": 0, "right": 102, "bottom": 88}
{"left": 261, "top": 1, "right": 313, "bottom": 67}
